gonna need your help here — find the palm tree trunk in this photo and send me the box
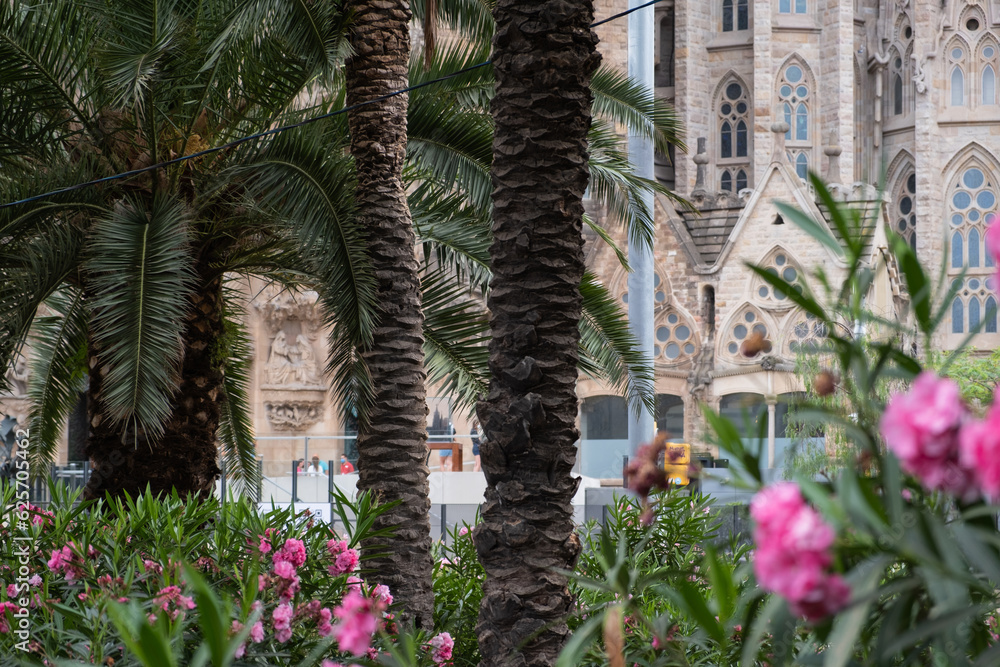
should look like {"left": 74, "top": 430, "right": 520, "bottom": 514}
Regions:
{"left": 474, "top": 2, "right": 600, "bottom": 665}
{"left": 83, "top": 270, "right": 222, "bottom": 501}
{"left": 345, "top": 0, "right": 434, "bottom": 628}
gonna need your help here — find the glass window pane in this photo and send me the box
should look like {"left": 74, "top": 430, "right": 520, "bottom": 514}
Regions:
{"left": 796, "top": 103, "right": 808, "bottom": 140}
{"left": 893, "top": 75, "right": 903, "bottom": 115}
{"left": 722, "top": 0, "right": 733, "bottom": 31}
{"left": 953, "top": 298, "right": 964, "bottom": 333}
{"left": 796, "top": 153, "right": 808, "bottom": 179}
{"left": 737, "top": 0, "right": 748, "bottom": 30}
{"left": 780, "top": 0, "right": 790, "bottom": 12}
{"left": 784, "top": 103, "right": 792, "bottom": 139}
{"left": 721, "top": 171, "right": 732, "bottom": 191}
{"left": 987, "top": 297, "right": 998, "bottom": 333}
{"left": 736, "top": 169, "right": 748, "bottom": 190}
{"left": 952, "top": 232, "right": 964, "bottom": 268}
{"left": 736, "top": 120, "right": 748, "bottom": 157}
{"left": 795, "top": 0, "right": 806, "bottom": 13}
{"left": 970, "top": 298, "right": 981, "bottom": 330}
{"left": 656, "top": 394, "right": 685, "bottom": 440}
{"left": 985, "top": 66, "right": 996, "bottom": 105}
{"left": 969, "top": 228, "right": 981, "bottom": 267}
{"left": 721, "top": 121, "right": 732, "bottom": 158}
{"left": 583, "top": 396, "right": 629, "bottom": 439}
{"left": 952, "top": 68, "right": 965, "bottom": 106}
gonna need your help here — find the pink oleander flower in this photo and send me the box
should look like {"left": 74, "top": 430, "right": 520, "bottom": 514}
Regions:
{"left": 143, "top": 559, "right": 163, "bottom": 575}
{"left": 458, "top": 526, "right": 469, "bottom": 537}
{"left": 28, "top": 575, "right": 41, "bottom": 587}
{"left": 273, "top": 559, "right": 296, "bottom": 580}
{"left": 327, "top": 539, "right": 360, "bottom": 576}
{"left": 332, "top": 589, "right": 384, "bottom": 656}
{"left": 428, "top": 632, "right": 454, "bottom": 664}
{"left": 231, "top": 620, "right": 247, "bottom": 658}
{"left": 257, "top": 535, "right": 272, "bottom": 555}
{"left": 788, "top": 573, "right": 852, "bottom": 621}
{"left": 960, "top": 392, "right": 1000, "bottom": 500}
{"left": 880, "top": 372, "right": 976, "bottom": 499}
{"left": 751, "top": 482, "right": 849, "bottom": 622}
{"left": 47, "top": 544, "right": 84, "bottom": 582}
{"left": 317, "top": 607, "right": 334, "bottom": 637}
{"left": 250, "top": 619, "right": 265, "bottom": 643}
{"left": 272, "top": 602, "right": 294, "bottom": 643}
{"left": 275, "top": 539, "right": 307, "bottom": 568}
{"left": 346, "top": 575, "right": 362, "bottom": 591}
{"left": 6, "top": 584, "right": 16, "bottom": 597}
{"left": 372, "top": 584, "right": 393, "bottom": 606}
{"left": 152, "top": 585, "right": 195, "bottom": 620}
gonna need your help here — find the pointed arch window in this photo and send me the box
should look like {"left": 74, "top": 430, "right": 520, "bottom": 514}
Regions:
{"left": 722, "top": 0, "right": 733, "bottom": 32}
{"left": 947, "top": 164, "right": 1000, "bottom": 336}
{"left": 949, "top": 45, "right": 967, "bottom": 107}
{"left": 778, "top": 61, "right": 812, "bottom": 178}
{"left": 982, "top": 43, "right": 998, "bottom": 106}
{"left": 894, "top": 170, "right": 916, "bottom": 250}
{"left": 717, "top": 78, "right": 752, "bottom": 190}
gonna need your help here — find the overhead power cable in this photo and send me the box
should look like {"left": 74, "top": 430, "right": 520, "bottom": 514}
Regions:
{"left": 0, "top": 0, "right": 664, "bottom": 210}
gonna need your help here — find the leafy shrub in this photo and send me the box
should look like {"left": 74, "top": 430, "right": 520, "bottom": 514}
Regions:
{"left": 0, "top": 485, "right": 451, "bottom": 666}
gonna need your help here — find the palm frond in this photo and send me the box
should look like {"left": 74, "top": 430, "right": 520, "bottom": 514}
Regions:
{"left": 26, "top": 289, "right": 89, "bottom": 477}
{"left": 411, "top": 0, "right": 496, "bottom": 52}
{"left": 0, "top": 0, "right": 101, "bottom": 164}
{"left": 85, "top": 194, "right": 196, "bottom": 438}
{"left": 591, "top": 65, "right": 687, "bottom": 156}
{"left": 579, "top": 272, "right": 655, "bottom": 418}
{"left": 408, "top": 39, "right": 493, "bottom": 110}
{"left": 0, "top": 225, "right": 83, "bottom": 393}
{"left": 216, "top": 289, "right": 261, "bottom": 498}
{"left": 421, "top": 269, "right": 490, "bottom": 415}
{"left": 407, "top": 91, "right": 494, "bottom": 212}
{"left": 410, "top": 181, "right": 492, "bottom": 291}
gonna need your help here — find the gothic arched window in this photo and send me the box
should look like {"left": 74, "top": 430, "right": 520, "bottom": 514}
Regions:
{"left": 779, "top": 61, "right": 812, "bottom": 179}
{"left": 947, "top": 163, "right": 1000, "bottom": 334}
{"left": 717, "top": 78, "right": 752, "bottom": 191}
{"left": 949, "top": 44, "right": 968, "bottom": 107}
{"left": 894, "top": 170, "right": 916, "bottom": 250}
{"left": 982, "top": 42, "right": 998, "bottom": 106}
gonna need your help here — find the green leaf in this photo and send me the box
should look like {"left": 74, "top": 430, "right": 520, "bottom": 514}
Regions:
{"left": 823, "top": 558, "right": 887, "bottom": 667}
{"left": 891, "top": 232, "right": 932, "bottom": 335}
{"left": 555, "top": 614, "right": 604, "bottom": 667}
{"left": 85, "top": 194, "right": 196, "bottom": 438}
{"left": 775, "top": 201, "right": 845, "bottom": 260}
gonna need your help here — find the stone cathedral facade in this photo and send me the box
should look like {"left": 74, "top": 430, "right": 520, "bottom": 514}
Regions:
{"left": 576, "top": 0, "right": 1000, "bottom": 478}
{"left": 3, "top": 0, "right": 999, "bottom": 479}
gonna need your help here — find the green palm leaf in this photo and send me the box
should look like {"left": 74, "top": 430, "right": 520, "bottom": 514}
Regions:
{"left": 591, "top": 65, "right": 686, "bottom": 156}
{"left": 0, "top": 225, "right": 84, "bottom": 393}
{"left": 216, "top": 290, "right": 261, "bottom": 498}
{"left": 411, "top": 0, "right": 496, "bottom": 52}
{"left": 421, "top": 269, "right": 490, "bottom": 414}
{"left": 579, "top": 272, "right": 655, "bottom": 418}
{"left": 85, "top": 194, "right": 196, "bottom": 438}
{"left": 26, "top": 289, "right": 89, "bottom": 477}
{"left": 410, "top": 181, "right": 492, "bottom": 291}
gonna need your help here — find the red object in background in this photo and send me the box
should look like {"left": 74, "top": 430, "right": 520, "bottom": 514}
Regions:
{"left": 340, "top": 460, "right": 355, "bottom": 474}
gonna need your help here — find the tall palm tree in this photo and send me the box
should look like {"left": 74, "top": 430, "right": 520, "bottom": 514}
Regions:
{"left": 472, "top": 0, "right": 600, "bottom": 664}
{"left": 0, "top": 0, "right": 369, "bottom": 499}
{"left": 343, "top": 0, "right": 435, "bottom": 629}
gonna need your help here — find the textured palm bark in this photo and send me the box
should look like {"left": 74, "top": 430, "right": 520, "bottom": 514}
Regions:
{"left": 345, "top": 0, "right": 434, "bottom": 629}
{"left": 474, "top": 2, "right": 600, "bottom": 665}
{"left": 83, "top": 270, "right": 223, "bottom": 501}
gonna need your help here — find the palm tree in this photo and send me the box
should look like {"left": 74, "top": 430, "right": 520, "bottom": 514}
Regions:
{"left": 472, "top": 0, "right": 600, "bottom": 664}
{"left": 0, "top": 0, "right": 370, "bottom": 499}
{"left": 343, "top": 0, "right": 436, "bottom": 630}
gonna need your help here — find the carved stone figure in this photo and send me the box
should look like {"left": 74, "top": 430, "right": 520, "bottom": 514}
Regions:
{"left": 294, "top": 337, "right": 321, "bottom": 385}
{"left": 265, "top": 401, "right": 323, "bottom": 431}
{"left": 265, "top": 331, "right": 294, "bottom": 385}
{"left": 2, "top": 355, "right": 28, "bottom": 398}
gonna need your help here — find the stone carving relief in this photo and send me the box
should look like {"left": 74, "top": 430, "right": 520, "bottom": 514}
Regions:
{"left": 2, "top": 354, "right": 28, "bottom": 398}
{"left": 265, "top": 401, "right": 324, "bottom": 431}
{"left": 253, "top": 286, "right": 328, "bottom": 432}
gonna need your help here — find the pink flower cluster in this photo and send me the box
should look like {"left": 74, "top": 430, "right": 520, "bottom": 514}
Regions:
{"left": 428, "top": 632, "right": 454, "bottom": 664}
{"left": 750, "top": 482, "right": 850, "bottom": 621}
{"left": 150, "top": 585, "right": 195, "bottom": 622}
{"left": 232, "top": 600, "right": 266, "bottom": 657}
{"left": 881, "top": 372, "right": 1000, "bottom": 501}
{"left": 271, "top": 538, "right": 307, "bottom": 601}
{"left": 0, "top": 602, "right": 19, "bottom": 634}
{"left": 47, "top": 543, "right": 85, "bottom": 582}
{"left": 327, "top": 539, "right": 360, "bottom": 577}
{"left": 331, "top": 589, "right": 386, "bottom": 657}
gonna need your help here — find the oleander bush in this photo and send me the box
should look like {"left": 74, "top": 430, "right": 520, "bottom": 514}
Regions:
{"left": 0, "top": 486, "right": 454, "bottom": 666}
